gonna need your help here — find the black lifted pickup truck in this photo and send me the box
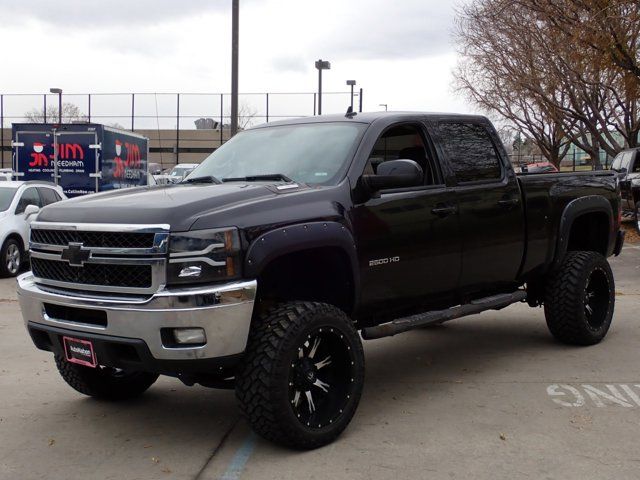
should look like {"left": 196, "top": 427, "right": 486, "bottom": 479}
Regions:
{"left": 18, "top": 112, "right": 625, "bottom": 449}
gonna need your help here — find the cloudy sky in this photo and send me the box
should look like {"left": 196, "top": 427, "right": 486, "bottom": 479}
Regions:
{"left": 0, "top": 0, "right": 474, "bottom": 126}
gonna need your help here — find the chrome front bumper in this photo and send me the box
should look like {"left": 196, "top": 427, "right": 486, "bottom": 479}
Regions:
{"left": 17, "top": 273, "right": 257, "bottom": 361}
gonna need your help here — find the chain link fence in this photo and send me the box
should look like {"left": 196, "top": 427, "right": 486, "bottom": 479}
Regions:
{"left": 0, "top": 91, "right": 357, "bottom": 168}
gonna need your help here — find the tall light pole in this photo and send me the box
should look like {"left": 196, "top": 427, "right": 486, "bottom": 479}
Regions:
{"left": 230, "top": 0, "right": 239, "bottom": 137}
{"left": 379, "top": 103, "right": 388, "bottom": 112}
{"left": 315, "top": 59, "right": 331, "bottom": 115}
{"left": 50, "top": 88, "right": 62, "bottom": 123}
{"left": 346, "top": 80, "right": 356, "bottom": 110}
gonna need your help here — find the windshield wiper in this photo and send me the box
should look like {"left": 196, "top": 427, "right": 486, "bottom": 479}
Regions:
{"left": 182, "top": 175, "right": 222, "bottom": 184}
{"left": 221, "top": 173, "right": 294, "bottom": 183}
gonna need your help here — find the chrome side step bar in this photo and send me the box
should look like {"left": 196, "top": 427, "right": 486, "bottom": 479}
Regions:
{"left": 361, "top": 291, "right": 527, "bottom": 340}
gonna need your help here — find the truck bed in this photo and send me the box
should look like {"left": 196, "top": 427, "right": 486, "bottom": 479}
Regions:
{"left": 516, "top": 170, "right": 619, "bottom": 279}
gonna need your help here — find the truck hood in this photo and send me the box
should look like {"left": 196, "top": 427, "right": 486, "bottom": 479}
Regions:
{"left": 36, "top": 183, "right": 283, "bottom": 231}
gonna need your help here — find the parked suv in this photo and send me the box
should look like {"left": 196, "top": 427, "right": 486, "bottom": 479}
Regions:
{"left": 18, "top": 112, "right": 624, "bottom": 449}
{"left": 0, "top": 181, "right": 66, "bottom": 277}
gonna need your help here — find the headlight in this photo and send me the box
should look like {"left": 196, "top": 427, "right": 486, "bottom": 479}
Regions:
{"left": 167, "top": 227, "right": 241, "bottom": 285}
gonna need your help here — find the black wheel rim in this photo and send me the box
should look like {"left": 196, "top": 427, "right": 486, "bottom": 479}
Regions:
{"left": 288, "top": 327, "right": 357, "bottom": 429}
{"left": 584, "top": 267, "right": 610, "bottom": 329}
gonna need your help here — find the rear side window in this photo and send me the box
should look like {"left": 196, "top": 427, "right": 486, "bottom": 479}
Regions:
{"left": 38, "top": 187, "right": 62, "bottom": 206}
{"left": 437, "top": 122, "right": 503, "bottom": 183}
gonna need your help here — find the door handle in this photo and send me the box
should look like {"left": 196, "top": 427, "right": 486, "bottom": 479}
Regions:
{"left": 431, "top": 205, "right": 458, "bottom": 217}
{"left": 497, "top": 198, "right": 519, "bottom": 207}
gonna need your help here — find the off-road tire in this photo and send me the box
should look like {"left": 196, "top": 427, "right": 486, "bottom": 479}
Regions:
{"left": 0, "top": 238, "right": 22, "bottom": 278}
{"left": 544, "top": 251, "right": 615, "bottom": 345}
{"left": 55, "top": 355, "right": 159, "bottom": 400}
{"left": 236, "top": 301, "right": 365, "bottom": 449}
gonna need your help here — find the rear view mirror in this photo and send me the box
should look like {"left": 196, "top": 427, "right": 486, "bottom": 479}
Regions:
{"left": 24, "top": 204, "right": 40, "bottom": 218}
{"left": 362, "top": 159, "right": 424, "bottom": 192}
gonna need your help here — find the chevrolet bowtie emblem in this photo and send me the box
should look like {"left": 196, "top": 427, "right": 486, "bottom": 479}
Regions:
{"left": 61, "top": 243, "right": 91, "bottom": 267}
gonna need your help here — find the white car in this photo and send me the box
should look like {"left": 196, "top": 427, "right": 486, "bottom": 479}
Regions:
{"left": 0, "top": 181, "right": 67, "bottom": 277}
{"left": 168, "top": 163, "right": 199, "bottom": 183}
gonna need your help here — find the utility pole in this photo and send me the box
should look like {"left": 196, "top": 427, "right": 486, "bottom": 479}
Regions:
{"left": 230, "top": 0, "right": 239, "bottom": 137}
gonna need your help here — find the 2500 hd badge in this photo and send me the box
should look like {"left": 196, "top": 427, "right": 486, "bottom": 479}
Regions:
{"left": 369, "top": 256, "right": 400, "bottom": 267}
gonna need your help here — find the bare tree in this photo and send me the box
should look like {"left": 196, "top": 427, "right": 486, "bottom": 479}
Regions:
{"left": 24, "top": 102, "right": 89, "bottom": 124}
{"left": 454, "top": 0, "right": 640, "bottom": 168}
{"left": 225, "top": 101, "right": 258, "bottom": 130}
{"left": 454, "top": 1, "right": 573, "bottom": 166}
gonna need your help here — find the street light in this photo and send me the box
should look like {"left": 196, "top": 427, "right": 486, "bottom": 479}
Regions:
{"left": 379, "top": 103, "right": 388, "bottom": 112}
{"left": 346, "top": 80, "right": 356, "bottom": 110}
{"left": 315, "top": 59, "right": 331, "bottom": 115}
{"left": 50, "top": 88, "right": 62, "bottom": 123}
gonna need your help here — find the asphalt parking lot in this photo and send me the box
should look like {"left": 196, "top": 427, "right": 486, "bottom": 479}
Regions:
{"left": 1, "top": 245, "right": 639, "bottom": 480}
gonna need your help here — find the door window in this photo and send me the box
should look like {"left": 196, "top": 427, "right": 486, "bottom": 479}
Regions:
{"left": 15, "top": 187, "right": 41, "bottom": 214}
{"left": 38, "top": 187, "right": 62, "bottom": 206}
{"left": 366, "top": 124, "right": 439, "bottom": 185}
{"left": 611, "top": 153, "right": 624, "bottom": 171}
{"left": 620, "top": 152, "right": 632, "bottom": 172}
{"left": 437, "top": 122, "right": 503, "bottom": 183}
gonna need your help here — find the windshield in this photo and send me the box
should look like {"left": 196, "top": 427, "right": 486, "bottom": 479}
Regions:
{"left": 188, "top": 122, "right": 367, "bottom": 185}
{"left": 0, "top": 187, "right": 18, "bottom": 211}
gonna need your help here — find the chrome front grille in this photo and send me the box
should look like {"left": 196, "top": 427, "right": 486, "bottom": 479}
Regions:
{"left": 31, "top": 229, "right": 156, "bottom": 249}
{"left": 29, "top": 222, "right": 169, "bottom": 294}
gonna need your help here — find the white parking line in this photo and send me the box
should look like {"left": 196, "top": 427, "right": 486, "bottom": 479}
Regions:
{"left": 547, "top": 384, "right": 640, "bottom": 407}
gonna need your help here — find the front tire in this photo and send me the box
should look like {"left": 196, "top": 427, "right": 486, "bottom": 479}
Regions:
{"left": 544, "top": 251, "right": 615, "bottom": 345}
{"left": 0, "top": 238, "right": 22, "bottom": 278}
{"left": 55, "top": 355, "right": 159, "bottom": 400}
{"left": 236, "top": 301, "right": 365, "bottom": 449}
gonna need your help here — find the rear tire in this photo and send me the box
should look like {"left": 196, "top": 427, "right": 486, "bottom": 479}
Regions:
{"left": 544, "top": 251, "right": 615, "bottom": 345}
{"left": 236, "top": 301, "right": 365, "bottom": 449}
{"left": 0, "top": 238, "right": 23, "bottom": 278}
{"left": 55, "top": 355, "right": 159, "bottom": 400}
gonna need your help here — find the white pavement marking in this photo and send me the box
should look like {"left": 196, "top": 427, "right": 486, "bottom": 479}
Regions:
{"left": 547, "top": 384, "right": 640, "bottom": 407}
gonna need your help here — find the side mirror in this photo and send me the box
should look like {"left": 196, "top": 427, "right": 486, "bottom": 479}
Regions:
{"left": 24, "top": 204, "right": 40, "bottom": 218}
{"left": 362, "top": 159, "right": 424, "bottom": 192}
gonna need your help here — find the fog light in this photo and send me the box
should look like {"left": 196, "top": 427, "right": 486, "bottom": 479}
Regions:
{"left": 179, "top": 265, "right": 202, "bottom": 278}
{"left": 173, "top": 328, "right": 206, "bottom": 345}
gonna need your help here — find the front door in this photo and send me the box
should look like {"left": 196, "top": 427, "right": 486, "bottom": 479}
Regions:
{"left": 351, "top": 123, "right": 461, "bottom": 317}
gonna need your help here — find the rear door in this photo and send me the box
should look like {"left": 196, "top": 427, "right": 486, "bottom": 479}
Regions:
{"left": 434, "top": 120, "right": 525, "bottom": 295}
{"left": 54, "top": 130, "right": 100, "bottom": 197}
{"left": 12, "top": 129, "right": 55, "bottom": 183}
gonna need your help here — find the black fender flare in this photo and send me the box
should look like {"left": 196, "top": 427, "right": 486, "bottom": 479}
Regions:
{"left": 244, "top": 221, "right": 360, "bottom": 305}
{"left": 554, "top": 195, "right": 614, "bottom": 266}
